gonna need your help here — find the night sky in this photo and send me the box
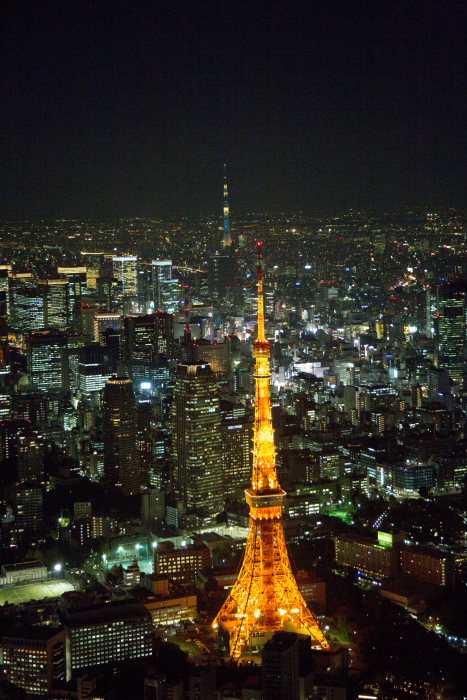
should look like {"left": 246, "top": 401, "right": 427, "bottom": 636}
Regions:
{"left": 1, "top": 0, "right": 467, "bottom": 218}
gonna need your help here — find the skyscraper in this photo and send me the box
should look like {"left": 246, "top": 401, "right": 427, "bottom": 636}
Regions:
{"left": 0, "top": 344, "right": 11, "bottom": 418}
{"left": 17, "top": 430, "right": 44, "bottom": 483}
{"left": 112, "top": 255, "right": 138, "bottom": 297}
{"left": 433, "top": 280, "right": 467, "bottom": 386}
{"left": 208, "top": 253, "right": 236, "bottom": 300}
{"left": 78, "top": 344, "right": 107, "bottom": 396}
{"left": 151, "top": 260, "right": 180, "bottom": 312}
{"left": 171, "top": 362, "right": 223, "bottom": 518}
{"left": 222, "top": 163, "right": 232, "bottom": 248}
{"left": 124, "top": 314, "right": 161, "bottom": 364}
{"left": 103, "top": 376, "right": 140, "bottom": 495}
{"left": 16, "top": 482, "right": 43, "bottom": 536}
{"left": 151, "top": 259, "right": 171, "bottom": 307}
{"left": 0, "top": 265, "right": 11, "bottom": 318}
{"left": 137, "top": 400, "right": 153, "bottom": 488}
{"left": 57, "top": 266, "right": 88, "bottom": 330}
{"left": 11, "top": 287, "right": 44, "bottom": 332}
{"left": 27, "top": 330, "right": 67, "bottom": 392}
{"left": 93, "top": 312, "right": 122, "bottom": 343}
{"left": 153, "top": 311, "right": 174, "bottom": 357}
{"left": 193, "top": 339, "right": 231, "bottom": 378}
{"left": 220, "top": 399, "right": 253, "bottom": 499}
{"left": 213, "top": 244, "right": 329, "bottom": 660}
{"left": 38, "top": 278, "right": 69, "bottom": 328}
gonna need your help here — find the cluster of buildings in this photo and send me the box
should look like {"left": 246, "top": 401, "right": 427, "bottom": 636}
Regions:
{"left": 335, "top": 529, "right": 454, "bottom": 588}
{"left": 0, "top": 206, "right": 466, "bottom": 696}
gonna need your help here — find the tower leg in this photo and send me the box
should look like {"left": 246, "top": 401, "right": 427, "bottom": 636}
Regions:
{"left": 213, "top": 517, "right": 329, "bottom": 661}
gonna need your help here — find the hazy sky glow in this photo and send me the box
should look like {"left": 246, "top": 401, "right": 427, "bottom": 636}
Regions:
{"left": 1, "top": 0, "right": 467, "bottom": 217}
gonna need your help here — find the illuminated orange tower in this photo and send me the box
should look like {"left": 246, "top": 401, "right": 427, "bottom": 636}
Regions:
{"left": 213, "top": 243, "right": 330, "bottom": 661}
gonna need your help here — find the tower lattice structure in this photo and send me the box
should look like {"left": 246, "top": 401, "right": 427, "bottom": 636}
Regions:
{"left": 213, "top": 244, "right": 330, "bottom": 661}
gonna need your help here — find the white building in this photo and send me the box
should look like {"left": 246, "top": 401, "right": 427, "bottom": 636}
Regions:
{"left": 0, "top": 561, "right": 48, "bottom": 586}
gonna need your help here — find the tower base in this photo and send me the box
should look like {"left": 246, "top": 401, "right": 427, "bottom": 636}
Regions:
{"left": 213, "top": 515, "right": 330, "bottom": 661}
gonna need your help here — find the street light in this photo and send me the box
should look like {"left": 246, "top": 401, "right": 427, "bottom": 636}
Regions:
{"left": 53, "top": 563, "right": 62, "bottom": 577}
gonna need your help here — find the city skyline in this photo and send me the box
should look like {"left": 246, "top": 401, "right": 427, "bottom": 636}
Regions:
{"left": 0, "top": 210, "right": 467, "bottom": 696}
{"left": 2, "top": 1, "right": 467, "bottom": 696}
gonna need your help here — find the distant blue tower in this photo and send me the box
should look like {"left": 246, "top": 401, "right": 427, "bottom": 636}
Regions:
{"left": 223, "top": 163, "right": 232, "bottom": 248}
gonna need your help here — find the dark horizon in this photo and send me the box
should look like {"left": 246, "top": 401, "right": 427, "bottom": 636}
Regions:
{"left": 1, "top": 1, "right": 467, "bottom": 219}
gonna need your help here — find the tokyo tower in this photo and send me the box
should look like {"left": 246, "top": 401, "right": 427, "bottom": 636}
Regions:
{"left": 213, "top": 243, "right": 330, "bottom": 661}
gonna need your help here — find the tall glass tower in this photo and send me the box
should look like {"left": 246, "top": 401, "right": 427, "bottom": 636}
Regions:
{"left": 103, "top": 376, "right": 140, "bottom": 495}
{"left": 434, "top": 281, "right": 467, "bottom": 386}
{"left": 171, "top": 362, "right": 223, "bottom": 518}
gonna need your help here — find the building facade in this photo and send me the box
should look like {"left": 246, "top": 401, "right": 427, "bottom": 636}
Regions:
{"left": 112, "top": 256, "right": 138, "bottom": 297}
{"left": 61, "top": 600, "right": 152, "bottom": 678}
{"left": 171, "top": 362, "right": 223, "bottom": 516}
{"left": 1, "top": 625, "right": 65, "bottom": 696}
{"left": 103, "top": 376, "right": 140, "bottom": 495}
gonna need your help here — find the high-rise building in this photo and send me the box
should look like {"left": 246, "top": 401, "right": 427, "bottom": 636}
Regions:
{"left": 220, "top": 399, "right": 253, "bottom": 499}
{"left": 433, "top": 281, "right": 467, "bottom": 386}
{"left": 208, "top": 253, "right": 236, "bottom": 300}
{"left": 94, "top": 311, "right": 122, "bottom": 343}
{"left": 154, "top": 311, "right": 174, "bottom": 356}
{"left": 151, "top": 427, "right": 170, "bottom": 489}
{"left": 78, "top": 344, "right": 107, "bottom": 396}
{"left": 0, "top": 265, "right": 11, "bottom": 318}
{"left": 137, "top": 400, "right": 153, "bottom": 488}
{"left": 57, "top": 267, "right": 88, "bottom": 330}
{"left": 427, "top": 366, "right": 451, "bottom": 401}
{"left": 193, "top": 339, "right": 231, "bottom": 377}
{"left": 2, "top": 625, "right": 66, "bottom": 696}
{"left": 222, "top": 162, "right": 232, "bottom": 248}
{"left": 151, "top": 260, "right": 180, "bottom": 312}
{"left": 151, "top": 259, "right": 171, "bottom": 302}
{"left": 0, "top": 290, "right": 8, "bottom": 340}
{"left": 124, "top": 314, "right": 162, "bottom": 364}
{"left": 262, "top": 632, "right": 300, "bottom": 700}
{"left": 141, "top": 487, "right": 165, "bottom": 529}
{"left": 11, "top": 287, "right": 44, "bottom": 332}
{"left": 16, "top": 482, "right": 43, "bottom": 535}
{"left": 17, "top": 431, "right": 44, "bottom": 483}
{"left": 103, "top": 326, "right": 124, "bottom": 373}
{"left": 38, "top": 278, "right": 69, "bottom": 328}
{"left": 64, "top": 334, "right": 87, "bottom": 394}
{"left": 103, "top": 376, "right": 140, "bottom": 495}
{"left": 0, "top": 344, "right": 11, "bottom": 418}
{"left": 112, "top": 255, "right": 138, "bottom": 297}
{"left": 60, "top": 600, "right": 152, "bottom": 678}
{"left": 213, "top": 245, "right": 329, "bottom": 660}
{"left": 9, "top": 271, "right": 34, "bottom": 290}
{"left": 96, "top": 275, "right": 120, "bottom": 309}
{"left": 27, "top": 330, "right": 67, "bottom": 392}
{"left": 171, "top": 362, "right": 223, "bottom": 517}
